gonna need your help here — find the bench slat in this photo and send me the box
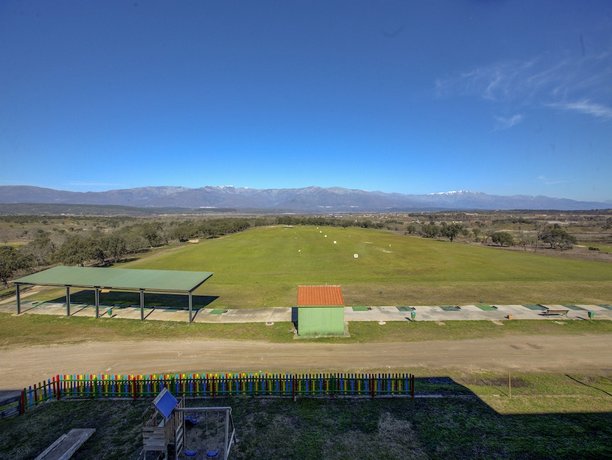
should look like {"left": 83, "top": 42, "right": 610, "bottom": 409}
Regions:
{"left": 35, "top": 428, "right": 95, "bottom": 460}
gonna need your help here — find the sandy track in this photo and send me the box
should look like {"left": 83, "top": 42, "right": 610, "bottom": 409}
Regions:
{"left": 2, "top": 334, "right": 611, "bottom": 389}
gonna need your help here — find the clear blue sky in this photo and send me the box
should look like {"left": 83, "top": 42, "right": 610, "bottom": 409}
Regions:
{"left": 1, "top": 1, "right": 611, "bottom": 201}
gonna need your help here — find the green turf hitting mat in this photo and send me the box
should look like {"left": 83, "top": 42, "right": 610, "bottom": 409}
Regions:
{"left": 352, "top": 306, "right": 370, "bottom": 312}
{"left": 476, "top": 304, "right": 497, "bottom": 311}
{"left": 396, "top": 306, "right": 414, "bottom": 312}
{"left": 523, "top": 304, "right": 547, "bottom": 311}
{"left": 440, "top": 305, "right": 461, "bottom": 312}
{"left": 210, "top": 309, "right": 228, "bottom": 315}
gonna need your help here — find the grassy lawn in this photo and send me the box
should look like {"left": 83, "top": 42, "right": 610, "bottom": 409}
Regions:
{"left": 22, "top": 226, "right": 612, "bottom": 308}
{"left": 452, "top": 371, "right": 612, "bottom": 414}
{"left": 1, "top": 373, "right": 610, "bottom": 459}
{"left": 583, "top": 243, "right": 612, "bottom": 253}
{"left": 120, "top": 226, "right": 612, "bottom": 307}
{"left": 1, "top": 312, "right": 611, "bottom": 347}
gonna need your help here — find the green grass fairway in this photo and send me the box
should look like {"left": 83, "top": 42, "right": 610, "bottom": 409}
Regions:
{"left": 118, "top": 226, "right": 612, "bottom": 307}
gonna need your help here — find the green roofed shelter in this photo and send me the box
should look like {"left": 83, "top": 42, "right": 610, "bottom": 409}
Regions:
{"left": 13, "top": 266, "right": 213, "bottom": 322}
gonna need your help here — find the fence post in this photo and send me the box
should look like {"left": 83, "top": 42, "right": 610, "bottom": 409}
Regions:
{"left": 411, "top": 374, "right": 415, "bottom": 399}
{"left": 292, "top": 375, "right": 296, "bottom": 401}
{"left": 132, "top": 376, "right": 137, "bottom": 400}
{"left": 370, "top": 374, "right": 374, "bottom": 399}
{"left": 19, "top": 389, "right": 26, "bottom": 415}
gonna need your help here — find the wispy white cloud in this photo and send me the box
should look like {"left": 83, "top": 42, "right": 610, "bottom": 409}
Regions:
{"left": 494, "top": 113, "right": 523, "bottom": 130}
{"left": 436, "top": 51, "right": 612, "bottom": 121}
{"left": 548, "top": 99, "right": 612, "bottom": 119}
{"left": 537, "top": 175, "right": 573, "bottom": 186}
{"left": 436, "top": 58, "right": 540, "bottom": 102}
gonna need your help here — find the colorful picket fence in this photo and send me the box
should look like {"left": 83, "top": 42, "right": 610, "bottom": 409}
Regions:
{"left": 18, "top": 372, "right": 415, "bottom": 414}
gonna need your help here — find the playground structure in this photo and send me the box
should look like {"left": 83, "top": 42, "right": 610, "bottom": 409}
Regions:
{"left": 142, "top": 388, "right": 235, "bottom": 460}
{"left": 142, "top": 389, "right": 185, "bottom": 459}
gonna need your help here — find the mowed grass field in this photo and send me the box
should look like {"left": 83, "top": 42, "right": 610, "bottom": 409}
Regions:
{"left": 115, "top": 225, "right": 612, "bottom": 307}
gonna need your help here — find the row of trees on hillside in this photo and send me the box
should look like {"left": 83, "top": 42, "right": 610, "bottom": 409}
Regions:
{"left": 0, "top": 246, "right": 32, "bottom": 288}
{"left": 275, "top": 215, "right": 385, "bottom": 229}
{"left": 418, "top": 222, "right": 467, "bottom": 242}
{"left": 409, "top": 221, "right": 578, "bottom": 250}
{"left": 170, "top": 219, "right": 251, "bottom": 242}
{"left": 0, "top": 218, "right": 258, "bottom": 285}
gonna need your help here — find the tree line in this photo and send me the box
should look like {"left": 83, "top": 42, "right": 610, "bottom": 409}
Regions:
{"left": 407, "top": 221, "right": 577, "bottom": 249}
{"left": 0, "top": 218, "right": 252, "bottom": 287}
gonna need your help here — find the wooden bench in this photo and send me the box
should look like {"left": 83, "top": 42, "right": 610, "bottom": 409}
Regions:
{"left": 541, "top": 308, "right": 569, "bottom": 317}
{"left": 35, "top": 428, "right": 95, "bottom": 460}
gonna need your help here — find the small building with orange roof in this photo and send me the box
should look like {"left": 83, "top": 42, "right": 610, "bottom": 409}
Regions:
{"left": 296, "top": 285, "right": 345, "bottom": 336}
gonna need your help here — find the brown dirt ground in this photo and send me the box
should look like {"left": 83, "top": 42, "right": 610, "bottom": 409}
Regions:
{"left": 2, "top": 334, "right": 611, "bottom": 390}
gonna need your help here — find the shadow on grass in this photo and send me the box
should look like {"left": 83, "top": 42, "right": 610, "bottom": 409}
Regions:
{"left": 1, "top": 375, "right": 610, "bottom": 459}
{"left": 47, "top": 290, "right": 219, "bottom": 312}
{"left": 565, "top": 374, "right": 612, "bottom": 397}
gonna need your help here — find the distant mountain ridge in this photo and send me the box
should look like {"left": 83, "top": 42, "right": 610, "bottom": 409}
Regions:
{"left": 0, "top": 185, "right": 608, "bottom": 211}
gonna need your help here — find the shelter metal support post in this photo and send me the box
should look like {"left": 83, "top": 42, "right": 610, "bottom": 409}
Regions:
{"left": 95, "top": 288, "right": 100, "bottom": 318}
{"left": 16, "top": 283, "right": 21, "bottom": 314}
{"left": 140, "top": 289, "right": 144, "bottom": 321}
{"left": 188, "top": 291, "right": 193, "bottom": 323}
{"left": 66, "top": 286, "right": 71, "bottom": 316}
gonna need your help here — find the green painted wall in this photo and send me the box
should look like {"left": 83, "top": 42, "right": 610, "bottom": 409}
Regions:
{"left": 297, "top": 307, "right": 344, "bottom": 336}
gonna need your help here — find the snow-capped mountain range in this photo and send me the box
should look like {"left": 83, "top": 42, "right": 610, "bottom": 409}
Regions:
{"left": 0, "top": 185, "right": 607, "bottom": 212}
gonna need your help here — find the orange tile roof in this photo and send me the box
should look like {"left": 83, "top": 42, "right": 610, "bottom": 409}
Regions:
{"left": 297, "top": 285, "right": 344, "bottom": 307}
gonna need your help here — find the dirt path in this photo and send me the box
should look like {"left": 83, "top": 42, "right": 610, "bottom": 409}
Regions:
{"left": 2, "top": 334, "right": 611, "bottom": 389}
